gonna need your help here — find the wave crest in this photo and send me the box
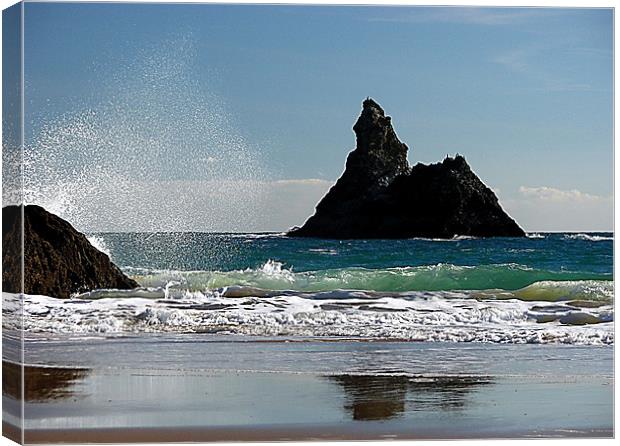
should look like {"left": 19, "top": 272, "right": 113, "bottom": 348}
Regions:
{"left": 127, "top": 261, "right": 611, "bottom": 295}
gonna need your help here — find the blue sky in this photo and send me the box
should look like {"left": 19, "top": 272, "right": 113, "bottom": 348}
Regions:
{"left": 16, "top": 3, "right": 614, "bottom": 231}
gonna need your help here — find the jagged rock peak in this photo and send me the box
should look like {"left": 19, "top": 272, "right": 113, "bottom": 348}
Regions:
{"left": 345, "top": 98, "right": 410, "bottom": 189}
{"left": 353, "top": 98, "right": 388, "bottom": 135}
{"left": 288, "top": 98, "right": 526, "bottom": 239}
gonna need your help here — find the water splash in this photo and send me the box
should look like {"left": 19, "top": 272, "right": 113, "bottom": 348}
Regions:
{"left": 86, "top": 236, "right": 112, "bottom": 259}
{"left": 2, "top": 103, "right": 24, "bottom": 208}
{"left": 23, "top": 35, "right": 268, "bottom": 237}
{"left": 260, "top": 259, "right": 295, "bottom": 281}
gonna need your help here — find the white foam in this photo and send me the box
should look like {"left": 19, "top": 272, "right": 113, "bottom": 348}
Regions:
{"left": 452, "top": 235, "right": 478, "bottom": 240}
{"left": 526, "top": 233, "right": 546, "bottom": 239}
{"left": 6, "top": 288, "right": 613, "bottom": 345}
{"left": 565, "top": 233, "right": 613, "bottom": 242}
{"left": 308, "top": 248, "right": 338, "bottom": 255}
{"left": 409, "top": 235, "right": 479, "bottom": 242}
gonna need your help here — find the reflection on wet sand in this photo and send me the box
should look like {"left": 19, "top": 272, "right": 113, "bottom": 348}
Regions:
{"left": 2, "top": 361, "right": 89, "bottom": 402}
{"left": 330, "top": 374, "right": 492, "bottom": 420}
{"left": 332, "top": 375, "right": 408, "bottom": 420}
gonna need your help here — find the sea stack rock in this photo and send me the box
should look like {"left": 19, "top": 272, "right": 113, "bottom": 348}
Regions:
{"left": 2, "top": 205, "right": 138, "bottom": 298}
{"left": 288, "top": 98, "right": 525, "bottom": 239}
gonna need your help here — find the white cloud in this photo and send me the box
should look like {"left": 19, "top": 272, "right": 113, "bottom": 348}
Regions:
{"left": 494, "top": 49, "right": 530, "bottom": 73}
{"left": 439, "top": 8, "right": 536, "bottom": 26}
{"left": 518, "top": 186, "right": 607, "bottom": 203}
{"left": 367, "top": 7, "right": 539, "bottom": 26}
{"left": 494, "top": 46, "right": 595, "bottom": 92}
{"left": 500, "top": 186, "right": 612, "bottom": 232}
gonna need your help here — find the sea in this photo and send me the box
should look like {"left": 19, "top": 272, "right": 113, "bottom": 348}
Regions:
{"left": 2, "top": 231, "right": 614, "bottom": 439}
{"left": 10, "top": 231, "right": 614, "bottom": 344}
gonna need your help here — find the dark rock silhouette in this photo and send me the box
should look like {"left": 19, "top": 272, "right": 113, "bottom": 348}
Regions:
{"left": 288, "top": 99, "right": 525, "bottom": 239}
{"left": 2, "top": 205, "right": 138, "bottom": 298}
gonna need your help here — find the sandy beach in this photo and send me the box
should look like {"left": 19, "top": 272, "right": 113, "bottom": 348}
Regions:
{"left": 2, "top": 333, "right": 613, "bottom": 442}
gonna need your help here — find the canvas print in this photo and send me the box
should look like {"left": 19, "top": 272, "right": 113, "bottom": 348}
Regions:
{"left": 1, "top": 1, "right": 614, "bottom": 443}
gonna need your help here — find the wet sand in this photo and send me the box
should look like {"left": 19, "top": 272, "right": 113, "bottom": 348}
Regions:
{"left": 2, "top": 335, "right": 614, "bottom": 442}
{"left": 3, "top": 421, "right": 613, "bottom": 444}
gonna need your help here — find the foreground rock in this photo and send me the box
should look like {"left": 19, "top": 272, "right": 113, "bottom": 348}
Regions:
{"left": 288, "top": 99, "right": 525, "bottom": 239}
{"left": 2, "top": 205, "right": 138, "bottom": 298}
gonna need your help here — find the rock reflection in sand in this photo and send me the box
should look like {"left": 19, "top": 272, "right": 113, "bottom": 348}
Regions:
{"left": 330, "top": 374, "right": 492, "bottom": 420}
{"left": 2, "top": 361, "right": 89, "bottom": 402}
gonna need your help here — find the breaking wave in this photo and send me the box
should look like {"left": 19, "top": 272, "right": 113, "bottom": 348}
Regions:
{"left": 4, "top": 260, "right": 612, "bottom": 345}
{"left": 7, "top": 280, "right": 613, "bottom": 344}
{"left": 127, "top": 261, "right": 611, "bottom": 295}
